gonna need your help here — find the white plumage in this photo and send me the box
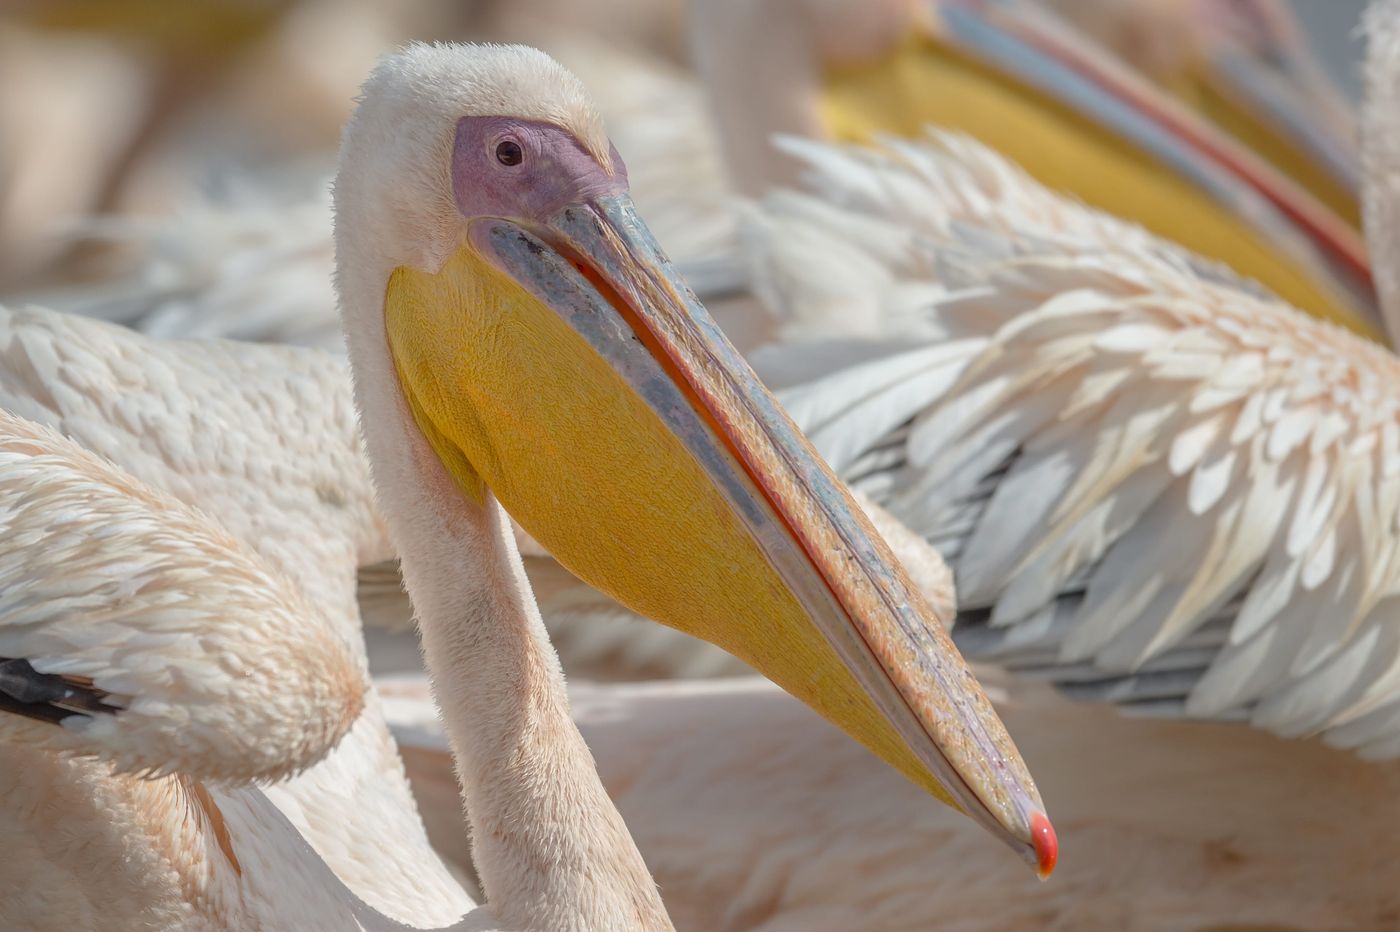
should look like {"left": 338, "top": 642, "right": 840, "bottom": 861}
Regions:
{"left": 0, "top": 303, "right": 384, "bottom": 618}
{"left": 741, "top": 120, "right": 1400, "bottom": 756}
{"left": 0, "top": 303, "right": 477, "bottom": 929}
{"left": 0, "top": 405, "right": 461, "bottom": 930}
{"left": 0, "top": 408, "right": 362, "bottom": 783}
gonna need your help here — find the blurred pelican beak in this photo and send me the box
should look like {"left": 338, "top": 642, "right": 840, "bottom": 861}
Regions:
{"left": 384, "top": 192, "right": 1056, "bottom": 877}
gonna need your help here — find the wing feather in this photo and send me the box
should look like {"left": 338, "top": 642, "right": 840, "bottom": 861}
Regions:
{"left": 0, "top": 410, "right": 361, "bottom": 783}
{"left": 0, "top": 304, "right": 388, "bottom": 621}
{"left": 746, "top": 130, "right": 1400, "bottom": 754}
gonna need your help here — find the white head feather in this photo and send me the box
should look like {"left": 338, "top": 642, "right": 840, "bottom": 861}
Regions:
{"left": 334, "top": 42, "right": 610, "bottom": 286}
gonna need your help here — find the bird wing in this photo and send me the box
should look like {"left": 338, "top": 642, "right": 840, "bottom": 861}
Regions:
{"left": 0, "top": 303, "right": 390, "bottom": 617}
{"left": 748, "top": 132, "right": 1400, "bottom": 757}
{"left": 0, "top": 408, "right": 362, "bottom": 781}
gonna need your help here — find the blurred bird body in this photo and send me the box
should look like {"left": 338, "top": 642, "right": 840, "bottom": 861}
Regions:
{"left": 693, "top": 0, "right": 1378, "bottom": 339}
{"left": 739, "top": 114, "right": 1400, "bottom": 755}
{"left": 385, "top": 673, "right": 1400, "bottom": 932}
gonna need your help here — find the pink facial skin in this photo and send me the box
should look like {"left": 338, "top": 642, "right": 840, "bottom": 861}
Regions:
{"left": 451, "top": 116, "right": 630, "bottom": 224}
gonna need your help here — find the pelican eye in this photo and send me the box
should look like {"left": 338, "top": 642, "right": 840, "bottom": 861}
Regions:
{"left": 495, "top": 140, "right": 523, "bottom": 166}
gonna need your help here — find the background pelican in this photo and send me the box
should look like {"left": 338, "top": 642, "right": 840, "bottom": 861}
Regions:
{"left": 689, "top": 0, "right": 1379, "bottom": 338}
{"left": 1038, "top": 0, "right": 1361, "bottom": 220}
{"left": 0, "top": 405, "right": 400, "bottom": 930}
{"left": 732, "top": 0, "right": 1400, "bottom": 757}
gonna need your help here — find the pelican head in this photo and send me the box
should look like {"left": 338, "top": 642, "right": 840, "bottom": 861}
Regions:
{"left": 333, "top": 42, "right": 1055, "bottom": 876}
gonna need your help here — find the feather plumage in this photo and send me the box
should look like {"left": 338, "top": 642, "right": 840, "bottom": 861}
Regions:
{"left": 0, "top": 408, "right": 362, "bottom": 782}
{"left": 746, "top": 128, "right": 1400, "bottom": 755}
{"left": 0, "top": 303, "right": 473, "bottom": 928}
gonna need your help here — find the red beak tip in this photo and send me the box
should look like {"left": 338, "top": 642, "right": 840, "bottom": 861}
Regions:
{"left": 1031, "top": 811, "right": 1057, "bottom": 879}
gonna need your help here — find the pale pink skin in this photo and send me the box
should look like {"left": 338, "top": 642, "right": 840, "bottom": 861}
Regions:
{"left": 451, "top": 117, "right": 628, "bottom": 224}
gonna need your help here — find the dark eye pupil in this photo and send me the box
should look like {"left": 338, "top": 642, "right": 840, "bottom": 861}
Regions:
{"left": 495, "top": 140, "right": 523, "bottom": 166}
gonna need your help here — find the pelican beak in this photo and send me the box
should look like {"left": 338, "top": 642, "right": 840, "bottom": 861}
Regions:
{"left": 384, "top": 192, "right": 1055, "bottom": 877}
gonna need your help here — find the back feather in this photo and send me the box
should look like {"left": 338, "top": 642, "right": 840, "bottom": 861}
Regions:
{"left": 748, "top": 130, "right": 1400, "bottom": 757}
{"left": 0, "top": 409, "right": 363, "bottom": 781}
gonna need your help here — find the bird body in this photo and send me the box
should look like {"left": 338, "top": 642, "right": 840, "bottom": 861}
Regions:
{"left": 0, "top": 404, "right": 394, "bottom": 931}
{"left": 0, "top": 42, "right": 1056, "bottom": 929}
{"left": 740, "top": 114, "right": 1400, "bottom": 755}
{"left": 386, "top": 671, "right": 1400, "bottom": 931}
{"left": 0, "top": 304, "right": 475, "bottom": 929}
{"left": 691, "top": 0, "right": 1379, "bottom": 338}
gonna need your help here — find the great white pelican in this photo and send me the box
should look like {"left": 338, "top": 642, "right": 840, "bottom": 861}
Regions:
{"left": 0, "top": 42, "right": 1056, "bottom": 929}
{"left": 731, "top": 0, "right": 1400, "bottom": 761}
{"left": 333, "top": 37, "right": 1052, "bottom": 880}
{"left": 689, "top": 0, "right": 1380, "bottom": 340}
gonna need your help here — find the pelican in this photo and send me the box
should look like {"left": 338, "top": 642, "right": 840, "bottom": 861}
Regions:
{"left": 1036, "top": 0, "right": 1361, "bottom": 224}
{"left": 0, "top": 302, "right": 479, "bottom": 928}
{"left": 0, "top": 42, "right": 1056, "bottom": 928}
{"left": 689, "top": 0, "right": 1379, "bottom": 339}
{"left": 724, "top": 0, "right": 1400, "bottom": 759}
{"left": 331, "top": 38, "right": 1049, "bottom": 881}
{"left": 0, "top": 407, "right": 387, "bottom": 929}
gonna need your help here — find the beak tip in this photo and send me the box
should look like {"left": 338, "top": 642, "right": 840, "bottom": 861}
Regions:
{"left": 1031, "top": 810, "right": 1058, "bottom": 879}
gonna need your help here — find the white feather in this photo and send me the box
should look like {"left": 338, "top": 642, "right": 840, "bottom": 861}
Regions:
{"left": 743, "top": 128, "right": 1400, "bottom": 754}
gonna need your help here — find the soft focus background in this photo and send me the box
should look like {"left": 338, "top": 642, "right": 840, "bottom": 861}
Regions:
{"left": 0, "top": 0, "right": 1370, "bottom": 297}
{"left": 0, "top": 0, "right": 698, "bottom": 294}
{"left": 1292, "top": 0, "right": 1370, "bottom": 99}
